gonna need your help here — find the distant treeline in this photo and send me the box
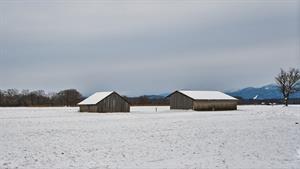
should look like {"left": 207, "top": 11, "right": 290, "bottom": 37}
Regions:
{"left": 126, "top": 95, "right": 300, "bottom": 106}
{"left": 0, "top": 89, "right": 83, "bottom": 107}
{"left": 0, "top": 89, "right": 169, "bottom": 107}
{"left": 234, "top": 96, "right": 300, "bottom": 105}
{"left": 125, "top": 96, "right": 169, "bottom": 106}
{"left": 1, "top": 89, "right": 299, "bottom": 107}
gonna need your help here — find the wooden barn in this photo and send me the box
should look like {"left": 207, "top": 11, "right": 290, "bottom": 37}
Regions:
{"left": 78, "top": 91, "right": 130, "bottom": 113}
{"left": 167, "top": 90, "right": 238, "bottom": 111}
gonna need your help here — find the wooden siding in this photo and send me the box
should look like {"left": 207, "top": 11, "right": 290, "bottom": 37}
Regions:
{"left": 193, "top": 100, "right": 237, "bottom": 111}
{"left": 79, "top": 105, "right": 88, "bottom": 112}
{"left": 169, "top": 91, "right": 237, "bottom": 111}
{"left": 79, "top": 92, "right": 130, "bottom": 113}
{"left": 170, "top": 91, "right": 193, "bottom": 110}
{"left": 79, "top": 105, "right": 98, "bottom": 112}
{"left": 96, "top": 93, "right": 130, "bottom": 112}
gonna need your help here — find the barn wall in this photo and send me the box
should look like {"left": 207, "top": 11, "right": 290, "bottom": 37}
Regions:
{"left": 79, "top": 105, "right": 98, "bottom": 112}
{"left": 79, "top": 105, "right": 88, "bottom": 112}
{"left": 170, "top": 92, "right": 193, "bottom": 110}
{"left": 89, "top": 105, "right": 98, "bottom": 112}
{"left": 97, "top": 93, "right": 130, "bottom": 112}
{"left": 193, "top": 100, "right": 237, "bottom": 111}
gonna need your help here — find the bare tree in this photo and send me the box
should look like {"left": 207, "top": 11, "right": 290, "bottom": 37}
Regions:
{"left": 6, "top": 89, "right": 19, "bottom": 106}
{"left": 275, "top": 68, "right": 300, "bottom": 106}
{"left": 55, "top": 89, "right": 83, "bottom": 106}
{"left": 0, "top": 90, "right": 3, "bottom": 106}
{"left": 0, "top": 89, "right": 83, "bottom": 107}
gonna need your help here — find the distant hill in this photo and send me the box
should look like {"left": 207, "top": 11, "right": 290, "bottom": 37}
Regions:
{"left": 127, "top": 84, "right": 300, "bottom": 101}
{"left": 145, "top": 93, "right": 170, "bottom": 99}
{"left": 227, "top": 84, "right": 300, "bottom": 100}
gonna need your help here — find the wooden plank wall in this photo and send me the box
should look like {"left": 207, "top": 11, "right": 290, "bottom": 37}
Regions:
{"left": 193, "top": 100, "right": 237, "bottom": 111}
{"left": 79, "top": 105, "right": 98, "bottom": 112}
{"left": 170, "top": 92, "right": 193, "bottom": 110}
{"left": 97, "top": 93, "right": 130, "bottom": 112}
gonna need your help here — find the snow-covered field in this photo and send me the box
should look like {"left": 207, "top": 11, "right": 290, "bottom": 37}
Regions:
{"left": 0, "top": 106, "right": 300, "bottom": 169}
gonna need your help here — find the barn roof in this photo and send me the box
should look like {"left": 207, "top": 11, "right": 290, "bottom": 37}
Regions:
{"left": 78, "top": 91, "right": 114, "bottom": 105}
{"left": 169, "top": 90, "right": 238, "bottom": 101}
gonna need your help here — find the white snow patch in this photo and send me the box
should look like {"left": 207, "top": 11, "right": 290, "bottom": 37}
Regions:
{"left": 78, "top": 91, "right": 113, "bottom": 105}
{"left": 178, "top": 90, "right": 237, "bottom": 100}
{"left": 131, "top": 106, "right": 171, "bottom": 113}
{"left": 0, "top": 105, "right": 300, "bottom": 169}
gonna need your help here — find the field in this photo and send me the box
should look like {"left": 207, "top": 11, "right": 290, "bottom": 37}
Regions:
{"left": 0, "top": 106, "right": 300, "bottom": 169}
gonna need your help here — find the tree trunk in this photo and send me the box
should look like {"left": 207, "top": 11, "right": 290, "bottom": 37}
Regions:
{"left": 284, "top": 97, "right": 288, "bottom": 106}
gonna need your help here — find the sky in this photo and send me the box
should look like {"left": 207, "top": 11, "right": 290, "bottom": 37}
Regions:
{"left": 0, "top": 0, "right": 299, "bottom": 96}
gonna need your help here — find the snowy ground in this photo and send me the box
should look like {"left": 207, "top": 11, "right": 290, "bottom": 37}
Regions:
{"left": 0, "top": 105, "right": 300, "bottom": 169}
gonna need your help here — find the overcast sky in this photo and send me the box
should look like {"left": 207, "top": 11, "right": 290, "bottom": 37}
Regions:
{"left": 0, "top": 0, "right": 299, "bottom": 96}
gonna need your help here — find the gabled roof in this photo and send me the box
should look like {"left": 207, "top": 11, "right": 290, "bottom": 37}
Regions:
{"left": 78, "top": 91, "right": 114, "bottom": 105}
{"left": 168, "top": 90, "right": 238, "bottom": 101}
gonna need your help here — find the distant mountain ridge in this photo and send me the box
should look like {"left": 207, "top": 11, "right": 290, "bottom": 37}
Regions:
{"left": 227, "top": 84, "right": 300, "bottom": 100}
{"left": 128, "top": 84, "right": 300, "bottom": 100}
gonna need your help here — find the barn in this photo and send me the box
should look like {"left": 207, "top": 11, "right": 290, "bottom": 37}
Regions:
{"left": 167, "top": 90, "right": 238, "bottom": 111}
{"left": 78, "top": 91, "right": 130, "bottom": 113}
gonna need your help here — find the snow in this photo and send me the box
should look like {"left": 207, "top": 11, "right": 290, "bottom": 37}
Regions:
{"left": 0, "top": 105, "right": 300, "bottom": 169}
{"left": 178, "top": 90, "right": 238, "bottom": 100}
{"left": 78, "top": 91, "right": 113, "bottom": 105}
{"left": 130, "top": 106, "right": 170, "bottom": 112}
{"left": 253, "top": 95, "right": 259, "bottom": 100}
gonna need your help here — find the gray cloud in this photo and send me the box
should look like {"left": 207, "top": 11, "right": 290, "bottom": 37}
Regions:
{"left": 0, "top": 0, "right": 299, "bottom": 96}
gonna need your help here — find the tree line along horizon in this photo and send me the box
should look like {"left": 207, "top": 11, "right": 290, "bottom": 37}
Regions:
{"left": 0, "top": 89, "right": 169, "bottom": 107}
{"left": 0, "top": 89, "right": 83, "bottom": 107}
{"left": 0, "top": 68, "right": 299, "bottom": 107}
